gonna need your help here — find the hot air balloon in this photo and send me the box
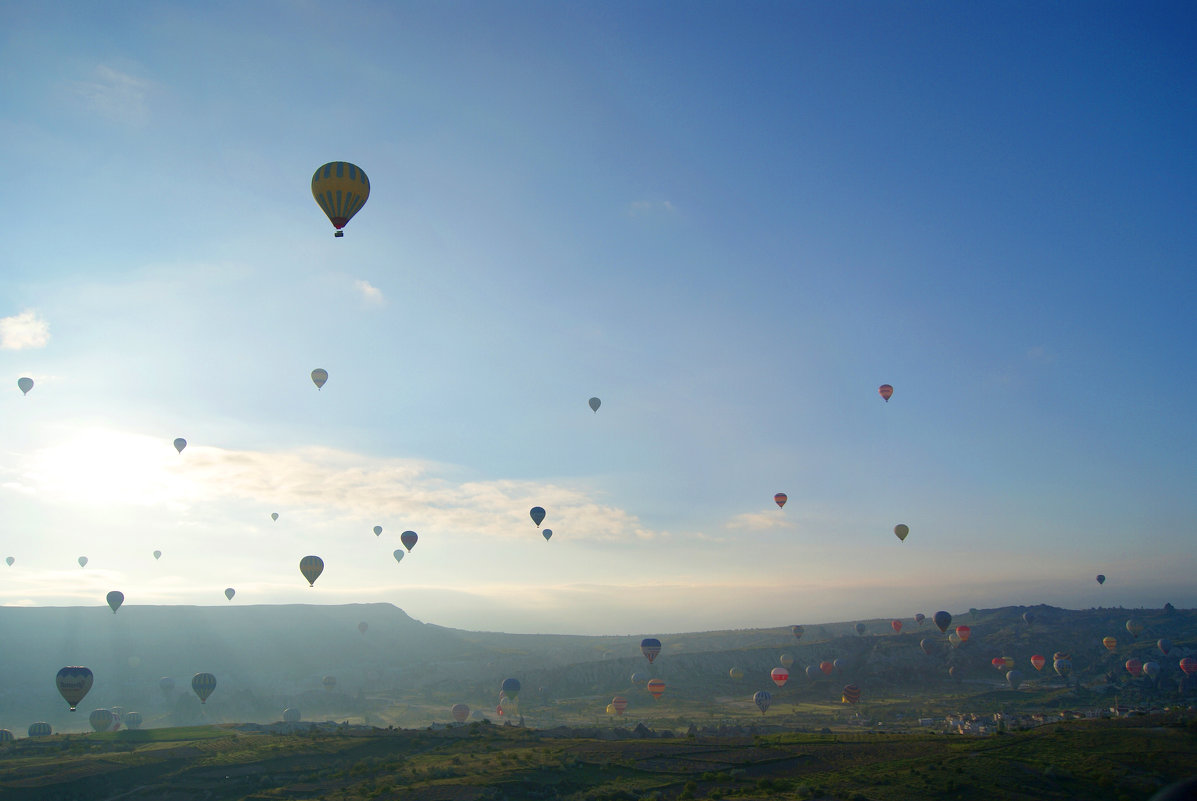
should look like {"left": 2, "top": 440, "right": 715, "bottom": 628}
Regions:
{"left": 646, "top": 679, "right": 665, "bottom": 699}
{"left": 78, "top": 556, "right": 88, "bottom": 568}
{"left": 1096, "top": 574, "right": 1106, "bottom": 585}
{"left": 955, "top": 625, "right": 971, "bottom": 642}
{"left": 1159, "top": 638, "right": 1172, "bottom": 656}
{"left": 373, "top": 525, "right": 382, "bottom": 536}
{"left": 948, "top": 631, "right": 961, "bottom": 646}
{"left": 1030, "top": 654, "right": 1046, "bottom": 671}
{"left": 842, "top": 684, "right": 861, "bottom": 704}
{"left": 123, "top": 712, "right": 143, "bottom": 730}
{"left": 780, "top": 653, "right": 794, "bottom": 668}
{"left": 891, "top": 620, "right": 902, "bottom": 634}
{"left": 400, "top": 531, "right": 418, "bottom": 552}
{"left": 159, "top": 676, "right": 175, "bottom": 692}
{"left": 192, "top": 672, "right": 217, "bottom": 704}
{"left": 452, "top": 704, "right": 470, "bottom": 724}
{"left": 770, "top": 667, "right": 789, "bottom": 687}
{"left": 915, "top": 613, "right": 925, "bottom": 625}
{"left": 893, "top": 524, "right": 909, "bottom": 541}
{"left": 1125, "top": 619, "right": 1144, "bottom": 639}
{"left": 392, "top": 549, "right": 404, "bottom": 564}
{"left": 173, "top": 438, "right": 187, "bottom": 453}
{"left": 358, "top": 621, "right": 368, "bottom": 634}
{"left": 271, "top": 513, "right": 279, "bottom": 521}
{"left": 933, "top": 611, "right": 951, "bottom": 633}
{"left": 1143, "top": 661, "right": 1160, "bottom": 679}
{"left": 774, "top": 493, "right": 787, "bottom": 509}
{"left": 300, "top": 555, "right": 324, "bottom": 586}
{"left": 530, "top": 507, "right": 546, "bottom": 527}
{"left": 542, "top": 528, "right": 552, "bottom": 541}
{"left": 152, "top": 550, "right": 162, "bottom": 560}
{"left": 1125, "top": 658, "right": 1143, "bottom": 677}
{"left": 805, "top": 665, "right": 820, "bottom": 681}
{"left": 56, "top": 667, "right": 94, "bottom": 711}
{"left": 641, "top": 638, "right": 662, "bottom": 663}
{"left": 106, "top": 591, "right": 123, "bottom": 613}
{"left": 1002, "top": 656, "right": 1015, "bottom": 670}
{"left": 322, "top": 675, "right": 336, "bottom": 690}
{"left": 18, "top": 377, "right": 33, "bottom": 395}
{"left": 312, "top": 161, "right": 369, "bottom": 237}
{"left": 948, "top": 666, "right": 959, "bottom": 681}
{"left": 791, "top": 625, "right": 804, "bottom": 640}
{"left": 1103, "top": 636, "right": 1118, "bottom": 653}
{"left": 878, "top": 384, "right": 893, "bottom": 402}
{"left": 89, "top": 709, "right": 114, "bottom": 732}
{"left": 854, "top": 623, "right": 866, "bottom": 636}
{"left": 501, "top": 678, "right": 521, "bottom": 699}
{"left": 729, "top": 667, "right": 743, "bottom": 680}
{"left": 992, "top": 657, "right": 1008, "bottom": 671}
{"left": 283, "top": 708, "right": 301, "bottom": 723}
{"left": 589, "top": 397, "right": 601, "bottom": 413}
{"left": 820, "top": 661, "right": 834, "bottom": 676}
{"left": 224, "top": 588, "right": 235, "bottom": 601}
{"left": 753, "top": 690, "right": 772, "bottom": 714}
{"left": 1022, "top": 611, "right": 1035, "bottom": 626}
{"left": 27, "top": 722, "right": 51, "bottom": 737}
{"left": 1053, "top": 658, "right": 1072, "bottom": 678}
{"left": 1006, "top": 669, "right": 1024, "bottom": 690}
{"left": 5, "top": 556, "right": 12, "bottom": 566}
{"left": 630, "top": 672, "right": 646, "bottom": 685}
{"left": 311, "top": 368, "right": 328, "bottom": 389}
{"left": 920, "top": 638, "right": 933, "bottom": 655}
{"left": 1181, "top": 658, "right": 1197, "bottom": 676}
{"left": 611, "top": 696, "right": 628, "bottom": 715}
{"left": 605, "top": 703, "right": 616, "bottom": 715}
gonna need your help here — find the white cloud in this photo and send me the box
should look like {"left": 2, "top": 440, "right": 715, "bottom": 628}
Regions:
{"left": 0, "top": 309, "right": 50, "bottom": 350}
{"left": 72, "top": 65, "right": 152, "bottom": 125}
{"left": 354, "top": 279, "right": 385, "bottom": 306}
{"left": 724, "top": 510, "right": 797, "bottom": 532}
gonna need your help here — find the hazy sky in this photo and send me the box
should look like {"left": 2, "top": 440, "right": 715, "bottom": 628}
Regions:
{"left": 1, "top": 1, "right": 1194, "bottom": 635}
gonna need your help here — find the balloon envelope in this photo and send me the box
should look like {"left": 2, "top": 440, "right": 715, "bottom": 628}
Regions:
{"left": 373, "top": 525, "right": 382, "bottom": 536}
{"left": 1126, "top": 619, "right": 1144, "bottom": 638}
{"left": 56, "top": 667, "right": 94, "bottom": 711}
{"left": 1054, "top": 658, "right": 1072, "bottom": 678}
{"left": 452, "top": 704, "right": 469, "bottom": 723}
{"left": 805, "top": 665, "right": 819, "bottom": 681}
{"left": 530, "top": 507, "right": 546, "bottom": 527}
{"left": 27, "top": 722, "right": 51, "bottom": 737}
{"left": 173, "top": 438, "right": 186, "bottom": 453}
{"left": 955, "top": 625, "right": 971, "bottom": 642}
{"left": 311, "top": 368, "right": 328, "bottom": 389}
{"left": 891, "top": 620, "right": 902, "bottom": 633}
{"left": 774, "top": 493, "right": 787, "bottom": 509}
{"left": 311, "top": 162, "right": 369, "bottom": 235}
{"left": 611, "top": 696, "right": 628, "bottom": 714}
{"left": 915, "top": 613, "right": 926, "bottom": 625}
{"left": 1006, "top": 669, "right": 1024, "bottom": 690}
{"left": 501, "top": 678, "right": 521, "bottom": 698}
{"left": 192, "top": 672, "right": 217, "bottom": 703}
{"left": 893, "top": 524, "right": 909, "bottom": 541}
{"left": 271, "top": 513, "right": 279, "bottom": 521}
{"left": 854, "top": 622, "right": 866, "bottom": 636}
{"left": 878, "top": 384, "right": 893, "bottom": 401}
{"left": 820, "top": 661, "right": 834, "bottom": 676}
{"left": 18, "top": 377, "right": 33, "bottom": 395}
{"left": 641, "top": 638, "right": 662, "bottom": 663}
{"left": 1158, "top": 638, "right": 1172, "bottom": 656}
{"left": 78, "top": 556, "right": 88, "bottom": 567}
{"left": 400, "top": 531, "right": 418, "bottom": 552}
{"left": 1103, "top": 636, "right": 1118, "bottom": 652}
{"left": 933, "top": 611, "right": 952, "bottom": 633}
{"left": 1096, "top": 574, "right": 1106, "bottom": 584}
{"left": 589, "top": 397, "right": 601, "bottom": 412}
{"left": 753, "top": 690, "right": 772, "bottom": 714}
{"left": 729, "top": 667, "right": 743, "bottom": 680}
{"left": 779, "top": 653, "right": 794, "bottom": 667}
{"left": 5, "top": 556, "right": 12, "bottom": 566}
{"left": 770, "top": 667, "right": 789, "bottom": 687}
{"left": 791, "top": 625, "right": 804, "bottom": 640}
{"left": 1030, "top": 654, "right": 1046, "bottom": 671}
{"left": 920, "top": 638, "right": 933, "bottom": 655}
{"left": 123, "top": 712, "right": 143, "bottom": 730}
{"left": 1181, "top": 658, "right": 1197, "bottom": 676}
{"left": 1125, "top": 658, "right": 1143, "bottom": 677}
{"left": 542, "top": 528, "right": 552, "bottom": 541}
{"left": 152, "top": 550, "right": 162, "bottom": 560}
{"left": 646, "top": 679, "right": 665, "bottom": 699}
{"left": 299, "top": 555, "right": 324, "bottom": 586}
{"left": 89, "top": 709, "right": 114, "bottom": 732}
{"left": 224, "top": 588, "right": 235, "bottom": 601}
{"left": 392, "top": 549, "right": 405, "bottom": 564}
{"left": 1143, "top": 661, "right": 1160, "bottom": 679}
{"left": 106, "top": 591, "right": 123, "bottom": 613}
{"left": 322, "top": 675, "right": 336, "bottom": 690}
{"left": 842, "top": 684, "right": 861, "bottom": 704}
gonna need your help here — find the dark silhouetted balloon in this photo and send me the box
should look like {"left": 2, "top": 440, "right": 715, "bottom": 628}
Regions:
{"left": 400, "top": 531, "right": 418, "bottom": 551}
{"left": 173, "top": 438, "right": 187, "bottom": 453}
{"left": 530, "top": 507, "right": 546, "bottom": 527}
{"left": 878, "top": 384, "right": 893, "bottom": 402}
{"left": 300, "top": 555, "right": 324, "bottom": 586}
{"left": 753, "top": 690, "right": 772, "bottom": 714}
{"left": 56, "top": 667, "right": 94, "bottom": 711}
{"left": 589, "top": 397, "right": 601, "bottom": 413}
{"left": 18, "top": 377, "right": 33, "bottom": 395}
{"left": 933, "top": 611, "right": 952, "bottom": 633}
{"left": 106, "top": 591, "right": 123, "bottom": 613}
{"left": 641, "top": 638, "right": 662, "bottom": 663}
{"left": 311, "top": 368, "right": 328, "bottom": 389}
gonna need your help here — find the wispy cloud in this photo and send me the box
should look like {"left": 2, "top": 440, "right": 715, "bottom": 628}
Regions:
{"left": 72, "top": 65, "right": 153, "bottom": 125}
{"left": 627, "top": 199, "right": 677, "bottom": 218}
{"left": 724, "top": 510, "right": 797, "bottom": 532}
{"left": 1026, "top": 345, "right": 1055, "bottom": 365}
{"left": 0, "top": 310, "right": 50, "bottom": 350}
{"left": 354, "top": 279, "right": 385, "bottom": 306}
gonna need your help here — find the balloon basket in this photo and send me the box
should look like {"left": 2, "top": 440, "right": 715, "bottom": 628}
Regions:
{"left": 334, "top": 231, "right": 344, "bottom": 238}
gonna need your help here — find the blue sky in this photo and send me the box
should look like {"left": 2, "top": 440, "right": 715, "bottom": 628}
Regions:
{"left": 1, "top": 1, "right": 1194, "bottom": 634}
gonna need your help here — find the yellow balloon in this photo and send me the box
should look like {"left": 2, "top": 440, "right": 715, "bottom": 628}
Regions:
{"left": 311, "top": 162, "right": 369, "bottom": 237}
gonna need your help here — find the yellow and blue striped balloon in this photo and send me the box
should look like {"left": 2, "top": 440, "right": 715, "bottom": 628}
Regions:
{"left": 191, "top": 672, "right": 217, "bottom": 704}
{"left": 300, "top": 555, "right": 325, "bottom": 586}
{"left": 311, "top": 162, "right": 369, "bottom": 237}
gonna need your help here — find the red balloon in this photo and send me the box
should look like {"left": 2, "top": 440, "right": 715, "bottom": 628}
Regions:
{"left": 1180, "top": 658, "right": 1197, "bottom": 676}
{"left": 1030, "top": 654, "right": 1046, "bottom": 671}
{"left": 879, "top": 384, "right": 893, "bottom": 402}
{"left": 770, "top": 667, "right": 789, "bottom": 687}
{"left": 1125, "top": 658, "right": 1143, "bottom": 677}
{"left": 955, "top": 625, "right": 971, "bottom": 642}
{"left": 819, "top": 661, "right": 834, "bottom": 676}
{"left": 891, "top": 620, "right": 902, "bottom": 634}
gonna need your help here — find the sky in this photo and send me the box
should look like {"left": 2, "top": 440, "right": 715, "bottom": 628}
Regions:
{"left": 1, "top": 1, "right": 1194, "bottom": 635}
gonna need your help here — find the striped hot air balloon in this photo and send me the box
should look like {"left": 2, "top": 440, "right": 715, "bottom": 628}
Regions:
{"left": 842, "top": 684, "right": 861, "bottom": 704}
{"left": 753, "top": 690, "right": 772, "bottom": 714}
{"left": 191, "top": 672, "right": 217, "bottom": 704}
{"left": 879, "top": 384, "right": 893, "bottom": 402}
{"left": 300, "top": 556, "right": 324, "bottom": 586}
{"left": 646, "top": 679, "right": 665, "bottom": 699}
{"left": 311, "top": 162, "right": 369, "bottom": 237}
{"left": 774, "top": 493, "right": 787, "bottom": 509}
{"left": 611, "top": 696, "right": 628, "bottom": 715}
{"left": 641, "top": 638, "right": 662, "bottom": 663}
{"left": 770, "top": 667, "right": 789, "bottom": 687}
{"left": 1103, "top": 636, "right": 1118, "bottom": 653}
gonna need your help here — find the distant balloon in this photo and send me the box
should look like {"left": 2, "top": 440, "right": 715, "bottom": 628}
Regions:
{"left": 173, "top": 438, "right": 187, "bottom": 453}
{"left": 542, "top": 528, "right": 552, "bottom": 541}
{"left": 915, "top": 613, "right": 925, "bottom": 625}
{"left": 774, "top": 493, "right": 788, "bottom": 509}
{"left": 1096, "top": 574, "right": 1106, "bottom": 585}
{"left": 753, "top": 690, "right": 772, "bottom": 715}
{"left": 373, "top": 525, "right": 383, "bottom": 536}
{"left": 400, "top": 531, "right": 418, "bottom": 552}
{"left": 191, "top": 672, "right": 217, "bottom": 704}
{"left": 1158, "top": 638, "right": 1172, "bottom": 656}
{"left": 630, "top": 672, "right": 646, "bottom": 685}
{"left": 224, "top": 588, "right": 235, "bottom": 601}
{"left": 1181, "top": 658, "right": 1197, "bottom": 676}
{"left": 948, "top": 631, "right": 961, "bottom": 646}
{"left": 611, "top": 696, "right": 628, "bottom": 716}
{"left": 159, "top": 677, "right": 175, "bottom": 692}
{"left": 106, "top": 591, "right": 124, "bottom": 613}
{"left": 530, "top": 507, "right": 546, "bottom": 527}
{"left": 4, "top": 556, "right": 12, "bottom": 566}
{"left": 729, "top": 667, "right": 743, "bottom": 680}
{"left": 820, "top": 661, "right": 834, "bottom": 676}
{"left": 392, "top": 549, "right": 405, "bottom": 564}
{"left": 1006, "top": 669, "right": 1024, "bottom": 690}
{"left": 1030, "top": 654, "right": 1046, "bottom": 671}
{"left": 1022, "top": 611, "right": 1035, "bottom": 627}
{"left": 1125, "top": 619, "right": 1144, "bottom": 639}
{"left": 646, "top": 678, "right": 665, "bottom": 699}
{"left": 641, "top": 638, "right": 662, "bottom": 663}
{"left": 123, "top": 712, "right": 143, "bottom": 730}
{"left": 805, "top": 665, "right": 819, "bottom": 681}
{"left": 27, "top": 722, "right": 51, "bottom": 737}
{"left": 791, "top": 625, "right": 804, "bottom": 640}
{"left": 878, "top": 384, "right": 893, "bottom": 402}
{"left": 78, "top": 556, "right": 88, "bottom": 568}
{"left": 949, "top": 666, "right": 959, "bottom": 681}
{"left": 358, "top": 621, "right": 368, "bottom": 634}
{"left": 955, "top": 625, "right": 971, "bottom": 642}
{"left": 322, "top": 675, "right": 336, "bottom": 690}
{"left": 152, "top": 550, "right": 162, "bottom": 560}
{"left": 311, "top": 368, "right": 328, "bottom": 390}
{"left": 18, "top": 377, "right": 33, "bottom": 395}
{"left": 920, "top": 638, "right": 933, "bottom": 656}
{"left": 501, "top": 678, "right": 521, "bottom": 699}
{"left": 893, "top": 524, "right": 909, "bottom": 541}
{"left": 56, "top": 667, "right": 94, "bottom": 711}
{"left": 299, "top": 555, "right": 324, "bottom": 586}
{"left": 589, "top": 397, "right": 601, "bottom": 413}
{"left": 933, "top": 611, "right": 952, "bottom": 633}
{"left": 283, "top": 708, "right": 301, "bottom": 723}
{"left": 271, "top": 513, "right": 279, "bottom": 522}
{"left": 780, "top": 653, "right": 794, "bottom": 668}
{"left": 1103, "top": 636, "right": 1118, "bottom": 653}
{"left": 992, "top": 657, "right": 1008, "bottom": 671}
{"left": 770, "top": 667, "right": 789, "bottom": 687}
{"left": 855, "top": 622, "right": 866, "bottom": 636}
{"left": 842, "top": 684, "right": 861, "bottom": 704}
{"left": 89, "top": 709, "right": 114, "bottom": 732}
{"left": 311, "top": 162, "right": 369, "bottom": 237}
{"left": 1053, "top": 658, "right": 1072, "bottom": 678}
{"left": 1125, "top": 658, "right": 1143, "bottom": 677}
{"left": 891, "top": 620, "right": 902, "bottom": 634}
{"left": 1143, "top": 661, "right": 1160, "bottom": 679}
